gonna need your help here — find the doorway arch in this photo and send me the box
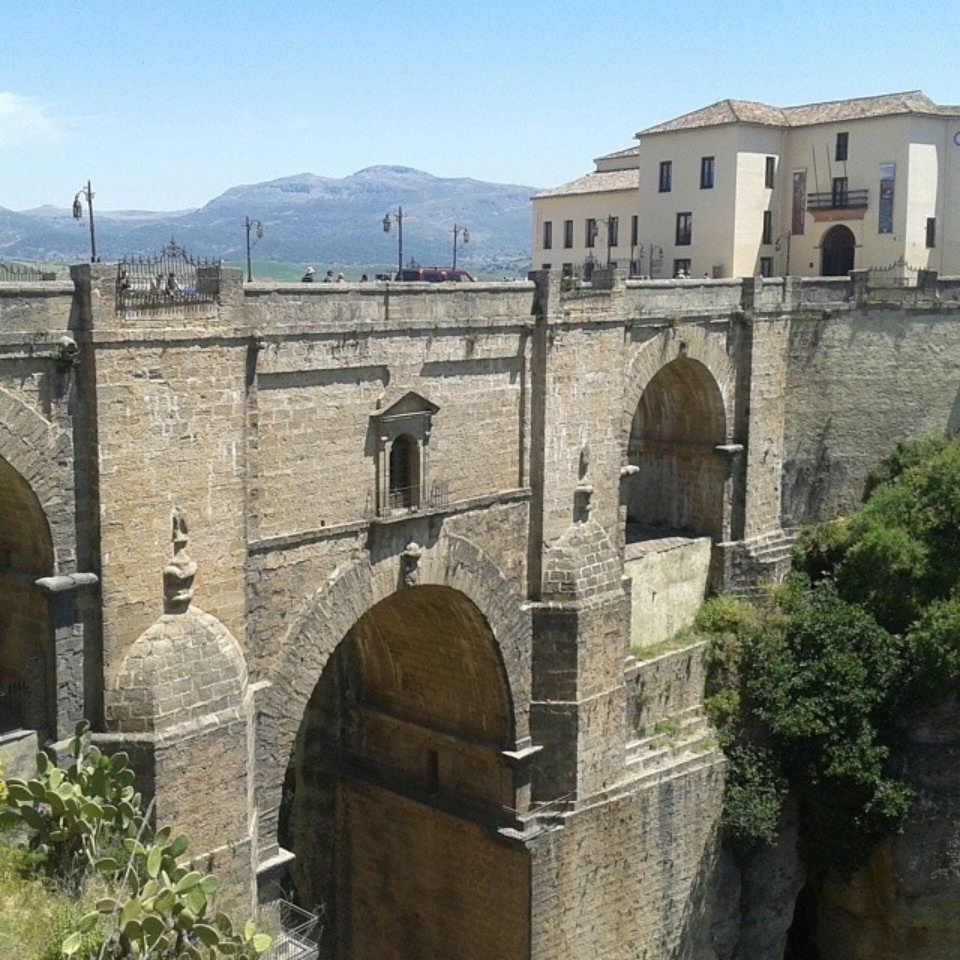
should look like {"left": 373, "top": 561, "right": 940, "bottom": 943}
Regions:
{"left": 0, "top": 455, "right": 55, "bottom": 735}
{"left": 820, "top": 225, "right": 856, "bottom": 276}
{"left": 624, "top": 357, "right": 727, "bottom": 540}
{"left": 281, "top": 584, "right": 529, "bottom": 960}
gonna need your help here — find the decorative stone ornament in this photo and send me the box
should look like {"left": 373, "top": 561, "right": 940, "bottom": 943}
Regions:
{"left": 400, "top": 541, "right": 423, "bottom": 588}
{"left": 163, "top": 506, "right": 197, "bottom": 612}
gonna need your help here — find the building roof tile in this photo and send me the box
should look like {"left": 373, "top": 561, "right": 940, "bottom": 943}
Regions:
{"left": 636, "top": 91, "right": 960, "bottom": 137}
{"left": 532, "top": 168, "right": 639, "bottom": 199}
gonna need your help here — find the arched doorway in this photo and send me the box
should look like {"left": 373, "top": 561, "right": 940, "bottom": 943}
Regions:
{"left": 0, "top": 456, "right": 54, "bottom": 736}
{"left": 624, "top": 357, "right": 727, "bottom": 541}
{"left": 281, "top": 585, "right": 529, "bottom": 960}
{"left": 820, "top": 225, "right": 856, "bottom": 277}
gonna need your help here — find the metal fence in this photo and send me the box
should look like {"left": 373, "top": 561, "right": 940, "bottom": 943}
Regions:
{"left": 115, "top": 239, "right": 221, "bottom": 311}
{"left": 866, "top": 255, "right": 925, "bottom": 289}
{"left": 262, "top": 900, "right": 320, "bottom": 960}
{"left": 0, "top": 262, "right": 56, "bottom": 282}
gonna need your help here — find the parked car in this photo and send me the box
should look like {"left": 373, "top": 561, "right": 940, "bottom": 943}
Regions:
{"left": 397, "top": 268, "right": 475, "bottom": 282}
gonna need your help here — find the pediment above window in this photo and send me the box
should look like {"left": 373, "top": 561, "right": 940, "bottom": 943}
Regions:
{"left": 371, "top": 391, "right": 439, "bottom": 442}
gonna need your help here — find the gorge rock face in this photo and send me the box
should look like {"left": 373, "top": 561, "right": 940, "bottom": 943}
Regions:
{"left": 818, "top": 693, "right": 960, "bottom": 960}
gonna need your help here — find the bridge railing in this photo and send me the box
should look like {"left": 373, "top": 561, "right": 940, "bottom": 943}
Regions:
{"left": 115, "top": 239, "right": 221, "bottom": 312}
{"left": 0, "top": 261, "right": 57, "bottom": 282}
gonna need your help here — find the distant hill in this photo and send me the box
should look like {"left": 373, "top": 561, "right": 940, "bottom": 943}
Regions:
{"left": 0, "top": 166, "right": 538, "bottom": 272}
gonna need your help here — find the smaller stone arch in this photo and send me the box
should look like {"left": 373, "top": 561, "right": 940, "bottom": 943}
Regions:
{"left": 0, "top": 456, "right": 54, "bottom": 734}
{"left": 625, "top": 356, "right": 728, "bottom": 539}
{"left": 821, "top": 224, "right": 857, "bottom": 276}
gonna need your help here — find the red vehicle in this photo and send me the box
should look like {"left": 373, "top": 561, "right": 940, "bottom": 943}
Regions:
{"left": 397, "top": 268, "right": 474, "bottom": 282}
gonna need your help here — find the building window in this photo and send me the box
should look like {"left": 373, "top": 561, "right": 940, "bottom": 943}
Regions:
{"left": 700, "top": 156, "right": 715, "bottom": 189}
{"left": 675, "top": 212, "right": 692, "bottom": 246}
{"left": 607, "top": 216, "right": 619, "bottom": 248}
{"left": 389, "top": 434, "right": 420, "bottom": 511}
{"left": 926, "top": 217, "right": 937, "bottom": 248}
{"left": 673, "top": 258, "right": 691, "bottom": 278}
{"left": 832, "top": 176, "right": 849, "bottom": 208}
{"left": 563, "top": 220, "right": 573, "bottom": 249}
{"left": 542, "top": 220, "right": 553, "bottom": 250}
{"left": 541, "top": 264, "right": 552, "bottom": 270}
{"left": 562, "top": 262, "right": 573, "bottom": 278}
{"left": 878, "top": 163, "right": 895, "bottom": 234}
{"left": 631, "top": 215, "right": 639, "bottom": 247}
{"left": 762, "top": 210, "right": 773, "bottom": 245}
{"left": 585, "top": 218, "right": 598, "bottom": 248}
{"left": 765, "top": 156, "right": 776, "bottom": 189}
{"left": 792, "top": 170, "right": 807, "bottom": 235}
{"left": 760, "top": 257, "right": 774, "bottom": 278}
{"left": 659, "top": 161, "right": 672, "bottom": 193}
{"left": 835, "top": 132, "right": 849, "bottom": 162}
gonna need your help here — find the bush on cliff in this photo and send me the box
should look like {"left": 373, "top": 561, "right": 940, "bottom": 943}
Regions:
{"left": 704, "top": 433, "right": 960, "bottom": 879}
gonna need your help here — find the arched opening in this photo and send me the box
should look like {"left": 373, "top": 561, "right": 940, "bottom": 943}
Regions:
{"left": 0, "top": 456, "right": 54, "bottom": 736}
{"left": 784, "top": 883, "right": 822, "bottom": 959}
{"left": 281, "top": 585, "right": 529, "bottom": 960}
{"left": 388, "top": 433, "right": 420, "bottom": 511}
{"left": 820, "top": 225, "right": 856, "bottom": 277}
{"left": 624, "top": 358, "right": 727, "bottom": 541}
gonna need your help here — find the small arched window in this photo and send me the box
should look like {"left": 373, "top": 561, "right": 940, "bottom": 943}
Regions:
{"left": 389, "top": 434, "right": 421, "bottom": 511}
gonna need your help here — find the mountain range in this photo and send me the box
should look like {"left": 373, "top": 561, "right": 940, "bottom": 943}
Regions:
{"left": 0, "top": 166, "right": 539, "bottom": 273}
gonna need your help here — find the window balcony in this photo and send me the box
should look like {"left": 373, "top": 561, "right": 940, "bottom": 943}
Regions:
{"left": 807, "top": 188, "right": 869, "bottom": 211}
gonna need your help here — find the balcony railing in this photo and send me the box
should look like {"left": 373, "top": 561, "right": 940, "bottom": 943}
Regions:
{"left": 807, "top": 189, "right": 869, "bottom": 211}
{"left": 377, "top": 479, "right": 451, "bottom": 519}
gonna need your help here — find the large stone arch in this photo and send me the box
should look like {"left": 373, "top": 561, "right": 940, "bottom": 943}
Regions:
{"left": 0, "top": 386, "right": 75, "bottom": 570}
{"left": 0, "top": 388, "right": 77, "bottom": 739}
{"left": 261, "top": 534, "right": 532, "bottom": 959}
{"left": 0, "top": 455, "right": 55, "bottom": 734}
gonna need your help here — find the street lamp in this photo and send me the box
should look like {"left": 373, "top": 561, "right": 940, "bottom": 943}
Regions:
{"left": 72, "top": 180, "right": 97, "bottom": 263}
{"left": 452, "top": 224, "right": 469, "bottom": 270}
{"left": 382, "top": 206, "right": 404, "bottom": 279}
{"left": 648, "top": 244, "right": 664, "bottom": 278}
{"left": 244, "top": 216, "right": 264, "bottom": 282}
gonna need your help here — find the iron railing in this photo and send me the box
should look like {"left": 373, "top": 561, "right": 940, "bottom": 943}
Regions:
{"left": 0, "top": 262, "right": 56, "bottom": 282}
{"left": 807, "top": 188, "right": 869, "bottom": 211}
{"left": 867, "top": 255, "right": 925, "bottom": 289}
{"left": 381, "top": 478, "right": 450, "bottom": 517}
{"left": 115, "top": 238, "right": 220, "bottom": 312}
{"left": 262, "top": 900, "right": 320, "bottom": 960}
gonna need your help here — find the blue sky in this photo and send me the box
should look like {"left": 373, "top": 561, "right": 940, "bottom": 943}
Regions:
{"left": 2, "top": 0, "right": 957, "bottom": 211}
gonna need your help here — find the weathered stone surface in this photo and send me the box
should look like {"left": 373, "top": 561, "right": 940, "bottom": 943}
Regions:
{"left": 2, "top": 266, "right": 960, "bottom": 957}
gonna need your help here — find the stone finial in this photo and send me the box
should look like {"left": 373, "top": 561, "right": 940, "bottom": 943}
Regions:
{"left": 163, "top": 507, "right": 197, "bottom": 613}
{"left": 400, "top": 541, "right": 423, "bottom": 589}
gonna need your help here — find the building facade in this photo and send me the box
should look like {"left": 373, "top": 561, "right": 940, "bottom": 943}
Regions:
{"left": 537, "top": 91, "right": 960, "bottom": 280}
{"left": 532, "top": 147, "right": 642, "bottom": 279}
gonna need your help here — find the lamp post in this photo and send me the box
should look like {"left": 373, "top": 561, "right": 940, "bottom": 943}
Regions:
{"left": 452, "top": 224, "right": 469, "bottom": 270}
{"left": 72, "top": 180, "right": 97, "bottom": 263}
{"left": 382, "top": 206, "right": 404, "bottom": 279}
{"left": 648, "top": 244, "right": 664, "bottom": 278}
{"left": 244, "top": 216, "right": 264, "bottom": 282}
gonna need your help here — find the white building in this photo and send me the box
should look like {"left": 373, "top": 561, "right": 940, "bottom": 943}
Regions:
{"left": 534, "top": 91, "right": 960, "bottom": 280}
{"left": 531, "top": 147, "right": 641, "bottom": 279}
{"left": 637, "top": 90, "right": 960, "bottom": 279}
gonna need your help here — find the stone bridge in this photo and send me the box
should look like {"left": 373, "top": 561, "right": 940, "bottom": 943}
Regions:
{"left": 2, "top": 263, "right": 959, "bottom": 959}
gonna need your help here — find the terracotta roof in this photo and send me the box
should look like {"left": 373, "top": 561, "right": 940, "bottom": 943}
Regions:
{"left": 594, "top": 145, "right": 640, "bottom": 163}
{"left": 636, "top": 91, "right": 960, "bottom": 136}
{"left": 532, "top": 168, "right": 639, "bottom": 199}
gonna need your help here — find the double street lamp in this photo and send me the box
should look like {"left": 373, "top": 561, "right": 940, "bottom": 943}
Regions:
{"left": 452, "top": 224, "right": 469, "bottom": 270}
{"left": 244, "top": 216, "right": 264, "bottom": 282}
{"left": 382, "top": 206, "right": 404, "bottom": 279}
{"left": 72, "top": 180, "right": 97, "bottom": 263}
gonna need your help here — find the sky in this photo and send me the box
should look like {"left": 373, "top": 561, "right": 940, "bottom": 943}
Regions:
{"left": 1, "top": 0, "right": 957, "bottom": 212}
